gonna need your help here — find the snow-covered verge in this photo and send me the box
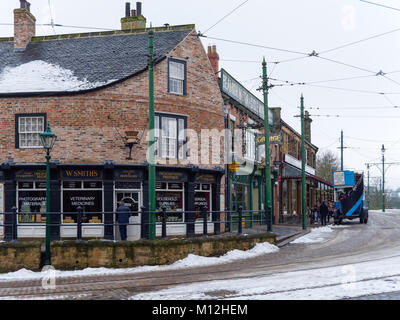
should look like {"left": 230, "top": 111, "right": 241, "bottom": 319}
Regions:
{"left": 131, "top": 254, "right": 400, "bottom": 300}
{"left": 0, "top": 60, "right": 113, "bottom": 93}
{"left": 370, "top": 209, "right": 400, "bottom": 214}
{"left": 290, "top": 226, "right": 334, "bottom": 244}
{"left": 0, "top": 242, "right": 279, "bottom": 282}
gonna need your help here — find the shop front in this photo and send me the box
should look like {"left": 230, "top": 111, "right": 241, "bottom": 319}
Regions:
{"left": 0, "top": 162, "right": 223, "bottom": 240}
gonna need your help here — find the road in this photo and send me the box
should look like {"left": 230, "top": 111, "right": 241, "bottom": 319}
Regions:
{"left": 1, "top": 210, "right": 400, "bottom": 300}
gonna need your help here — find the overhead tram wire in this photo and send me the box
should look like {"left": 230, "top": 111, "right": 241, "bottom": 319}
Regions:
{"left": 202, "top": 0, "right": 251, "bottom": 35}
{"left": 360, "top": 0, "right": 400, "bottom": 12}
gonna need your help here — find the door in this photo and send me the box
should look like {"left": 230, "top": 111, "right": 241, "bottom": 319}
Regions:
{"left": 115, "top": 191, "right": 141, "bottom": 241}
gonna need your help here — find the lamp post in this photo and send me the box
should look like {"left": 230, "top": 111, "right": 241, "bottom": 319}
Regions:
{"left": 39, "top": 123, "right": 57, "bottom": 266}
{"left": 381, "top": 144, "right": 385, "bottom": 213}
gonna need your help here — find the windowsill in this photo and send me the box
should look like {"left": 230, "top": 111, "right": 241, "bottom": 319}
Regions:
{"left": 168, "top": 92, "right": 186, "bottom": 97}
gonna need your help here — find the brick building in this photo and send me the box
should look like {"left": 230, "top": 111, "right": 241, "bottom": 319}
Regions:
{"left": 0, "top": 1, "right": 225, "bottom": 240}
{"left": 208, "top": 46, "right": 333, "bottom": 225}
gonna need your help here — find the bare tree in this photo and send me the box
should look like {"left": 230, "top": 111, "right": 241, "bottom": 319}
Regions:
{"left": 316, "top": 150, "right": 340, "bottom": 183}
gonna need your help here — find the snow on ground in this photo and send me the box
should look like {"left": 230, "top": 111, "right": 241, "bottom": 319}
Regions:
{"left": 290, "top": 226, "right": 334, "bottom": 244}
{"left": 131, "top": 254, "right": 400, "bottom": 300}
{"left": 0, "top": 242, "right": 279, "bottom": 282}
{"left": 370, "top": 209, "right": 400, "bottom": 214}
{"left": 0, "top": 60, "right": 113, "bottom": 93}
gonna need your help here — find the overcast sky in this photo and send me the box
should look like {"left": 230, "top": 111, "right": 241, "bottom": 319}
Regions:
{"left": 1, "top": 0, "right": 400, "bottom": 190}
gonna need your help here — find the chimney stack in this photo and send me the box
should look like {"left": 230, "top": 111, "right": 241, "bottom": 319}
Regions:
{"left": 14, "top": 0, "right": 36, "bottom": 50}
{"left": 207, "top": 45, "right": 219, "bottom": 76}
{"left": 304, "top": 111, "right": 312, "bottom": 143}
{"left": 121, "top": 2, "right": 147, "bottom": 31}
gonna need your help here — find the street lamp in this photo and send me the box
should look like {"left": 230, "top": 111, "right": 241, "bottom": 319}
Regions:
{"left": 381, "top": 144, "right": 385, "bottom": 213}
{"left": 40, "top": 123, "right": 57, "bottom": 266}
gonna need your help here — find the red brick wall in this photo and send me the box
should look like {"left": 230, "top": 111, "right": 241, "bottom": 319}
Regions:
{"left": 0, "top": 30, "right": 225, "bottom": 169}
{"left": 13, "top": 9, "right": 35, "bottom": 49}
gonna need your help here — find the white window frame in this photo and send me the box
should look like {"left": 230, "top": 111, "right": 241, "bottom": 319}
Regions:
{"left": 168, "top": 59, "right": 186, "bottom": 95}
{"left": 155, "top": 114, "right": 187, "bottom": 160}
{"left": 18, "top": 116, "right": 45, "bottom": 149}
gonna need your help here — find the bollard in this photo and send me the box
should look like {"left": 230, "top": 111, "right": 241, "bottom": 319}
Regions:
{"left": 161, "top": 205, "right": 167, "bottom": 240}
{"left": 202, "top": 205, "right": 208, "bottom": 237}
{"left": 238, "top": 206, "right": 243, "bottom": 235}
{"left": 77, "top": 206, "right": 83, "bottom": 242}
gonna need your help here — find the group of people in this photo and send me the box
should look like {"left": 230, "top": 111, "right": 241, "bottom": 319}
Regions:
{"left": 310, "top": 201, "right": 335, "bottom": 226}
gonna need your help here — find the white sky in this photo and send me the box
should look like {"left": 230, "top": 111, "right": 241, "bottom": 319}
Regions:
{"left": 1, "top": 0, "right": 400, "bottom": 189}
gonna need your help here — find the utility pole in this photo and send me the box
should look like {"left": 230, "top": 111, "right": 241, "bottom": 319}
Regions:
{"left": 382, "top": 144, "right": 385, "bottom": 213}
{"left": 148, "top": 25, "right": 156, "bottom": 239}
{"left": 341, "top": 130, "right": 344, "bottom": 171}
{"left": 367, "top": 164, "right": 370, "bottom": 209}
{"left": 262, "top": 58, "right": 272, "bottom": 232}
{"left": 300, "top": 95, "right": 307, "bottom": 230}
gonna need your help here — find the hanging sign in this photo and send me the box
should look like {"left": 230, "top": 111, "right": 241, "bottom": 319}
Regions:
{"left": 256, "top": 132, "right": 282, "bottom": 145}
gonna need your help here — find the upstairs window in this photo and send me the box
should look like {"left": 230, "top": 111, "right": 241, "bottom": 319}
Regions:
{"left": 168, "top": 58, "right": 187, "bottom": 95}
{"left": 155, "top": 113, "right": 187, "bottom": 159}
{"left": 15, "top": 114, "right": 46, "bottom": 149}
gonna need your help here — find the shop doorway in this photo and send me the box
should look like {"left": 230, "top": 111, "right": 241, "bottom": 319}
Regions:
{"left": 115, "top": 191, "right": 141, "bottom": 241}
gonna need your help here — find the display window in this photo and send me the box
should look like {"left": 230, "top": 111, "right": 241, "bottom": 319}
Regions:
{"left": 62, "top": 181, "right": 103, "bottom": 224}
{"left": 156, "top": 182, "right": 184, "bottom": 222}
{"left": 17, "top": 181, "right": 46, "bottom": 224}
{"left": 194, "top": 184, "right": 212, "bottom": 221}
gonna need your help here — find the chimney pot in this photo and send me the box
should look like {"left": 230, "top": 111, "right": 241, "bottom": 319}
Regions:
{"left": 131, "top": 9, "right": 137, "bottom": 17}
{"left": 136, "top": 2, "right": 142, "bottom": 16}
{"left": 125, "top": 2, "right": 131, "bottom": 17}
{"left": 20, "top": 0, "right": 26, "bottom": 9}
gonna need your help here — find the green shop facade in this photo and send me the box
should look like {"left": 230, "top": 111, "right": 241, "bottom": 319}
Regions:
{"left": 220, "top": 69, "right": 278, "bottom": 228}
{"left": 0, "top": 161, "right": 224, "bottom": 241}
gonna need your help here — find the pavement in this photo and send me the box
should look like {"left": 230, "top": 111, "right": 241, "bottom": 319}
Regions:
{"left": 212, "top": 223, "right": 311, "bottom": 247}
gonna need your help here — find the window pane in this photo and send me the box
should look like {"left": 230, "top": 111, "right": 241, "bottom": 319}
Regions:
{"left": 169, "top": 61, "right": 185, "bottom": 80}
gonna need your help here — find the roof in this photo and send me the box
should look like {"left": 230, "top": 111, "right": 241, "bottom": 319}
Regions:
{"left": 0, "top": 26, "right": 194, "bottom": 96}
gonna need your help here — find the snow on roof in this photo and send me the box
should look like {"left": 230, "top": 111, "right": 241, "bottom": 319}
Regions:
{"left": 0, "top": 60, "right": 113, "bottom": 94}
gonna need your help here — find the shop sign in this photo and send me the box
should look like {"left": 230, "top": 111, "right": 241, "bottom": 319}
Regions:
{"left": 256, "top": 132, "right": 282, "bottom": 145}
{"left": 195, "top": 173, "right": 216, "bottom": 183}
{"left": 15, "top": 169, "right": 46, "bottom": 180}
{"left": 221, "top": 69, "right": 273, "bottom": 125}
{"left": 114, "top": 169, "right": 143, "bottom": 181}
{"left": 62, "top": 169, "right": 103, "bottom": 179}
{"left": 0, "top": 183, "right": 4, "bottom": 238}
{"left": 156, "top": 171, "right": 187, "bottom": 182}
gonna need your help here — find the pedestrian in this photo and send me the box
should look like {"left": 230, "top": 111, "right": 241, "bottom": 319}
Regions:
{"left": 328, "top": 202, "right": 334, "bottom": 223}
{"left": 117, "top": 200, "right": 131, "bottom": 241}
{"left": 319, "top": 201, "right": 329, "bottom": 226}
{"left": 313, "top": 205, "right": 319, "bottom": 224}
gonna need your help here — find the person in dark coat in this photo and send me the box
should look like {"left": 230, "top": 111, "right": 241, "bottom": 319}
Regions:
{"left": 319, "top": 201, "right": 329, "bottom": 226}
{"left": 117, "top": 200, "right": 131, "bottom": 241}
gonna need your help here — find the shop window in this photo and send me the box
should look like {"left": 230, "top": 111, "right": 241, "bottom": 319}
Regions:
{"left": 155, "top": 114, "right": 186, "bottom": 159}
{"left": 245, "top": 129, "right": 256, "bottom": 160}
{"left": 15, "top": 114, "right": 46, "bottom": 149}
{"left": 62, "top": 181, "right": 103, "bottom": 224}
{"left": 17, "top": 181, "right": 46, "bottom": 224}
{"left": 194, "top": 184, "right": 212, "bottom": 221}
{"left": 156, "top": 182, "right": 184, "bottom": 222}
{"left": 168, "top": 58, "right": 187, "bottom": 95}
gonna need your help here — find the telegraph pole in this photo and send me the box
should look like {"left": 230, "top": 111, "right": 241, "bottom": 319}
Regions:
{"left": 341, "top": 130, "right": 344, "bottom": 171}
{"left": 148, "top": 25, "right": 156, "bottom": 239}
{"left": 300, "top": 95, "right": 307, "bottom": 230}
{"left": 367, "top": 164, "right": 370, "bottom": 209}
{"left": 382, "top": 145, "right": 385, "bottom": 213}
{"left": 262, "top": 58, "right": 272, "bottom": 232}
